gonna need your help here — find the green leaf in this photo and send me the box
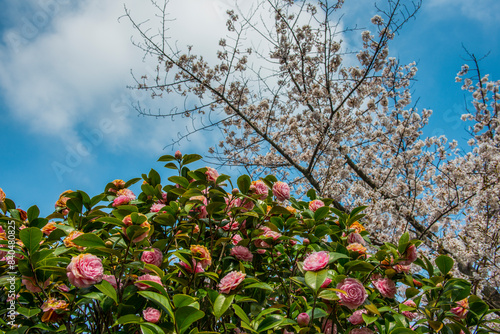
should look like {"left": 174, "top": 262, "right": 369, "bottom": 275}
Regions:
{"left": 306, "top": 188, "right": 316, "bottom": 200}
{"left": 398, "top": 232, "right": 410, "bottom": 254}
{"left": 405, "top": 287, "right": 419, "bottom": 299}
{"left": 116, "top": 314, "right": 142, "bottom": 325}
{"left": 140, "top": 323, "right": 166, "bottom": 334}
{"left": 244, "top": 282, "right": 274, "bottom": 291}
{"left": 158, "top": 154, "right": 176, "bottom": 162}
{"left": 182, "top": 154, "right": 202, "bottom": 165}
{"left": 344, "top": 260, "right": 375, "bottom": 272}
{"left": 138, "top": 291, "right": 174, "bottom": 319}
{"left": 173, "top": 294, "right": 199, "bottom": 309}
{"left": 27, "top": 205, "right": 40, "bottom": 222}
{"left": 19, "top": 227, "right": 43, "bottom": 254}
{"left": 317, "top": 289, "right": 340, "bottom": 301}
{"left": 237, "top": 175, "right": 251, "bottom": 194}
{"left": 389, "top": 328, "right": 417, "bottom": 334}
{"left": 95, "top": 279, "right": 118, "bottom": 304}
{"left": 304, "top": 269, "right": 328, "bottom": 292}
{"left": 72, "top": 233, "right": 106, "bottom": 248}
{"left": 17, "top": 307, "right": 40, "bottom": 318}
{"left": 213, "top": 294, "right": 234, "bottom": 319}
{"left": 435, "top": 255, "right": 454, "bottom": 275}
{"left": 257, "top": 315, "right": 283, "bottom": 332}
{"left": 362, "top": 313, "right": 379, "bottom": 325}
{"left": 175, "top": 306, "right": 205, "bottom": 334}
{"left": 233, "top": 304, "right": 250, "bottom": 324}
{"left": 169, "top": 176, "right": 190, "bottom": 188}
{"left": 328, "top": 252, "right": 350, "bottom": 263}
{"left": 314, "top": 206, "right": 330, "bottom": 221}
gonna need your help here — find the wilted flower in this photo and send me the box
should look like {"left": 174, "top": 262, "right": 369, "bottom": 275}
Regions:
{"left": 347, "top": 232, "right": 365, "bottom": 245}
{"left": 399, "top": 244, "right": 418, "bottom": 265}
{"left": 41, "top": 298, "right": 69, "bottom": 323}
{"left": 41, "top": 221, "right": 57, "bottom": 236}
{"left": 22, "top": 276, "right": 50, "bottom": 293}
{"left": 349, "top": 221, "right": 366, "bottom": 233}
{"left": 350, "top": 328, "right": 374, "bottom": 334}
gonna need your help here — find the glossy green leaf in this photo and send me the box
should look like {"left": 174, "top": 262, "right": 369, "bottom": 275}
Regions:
{"left": 138, "top": 291, "right": 174, "bottom": 319}
{"left": 213, "top": 294, "right": 234, "bottom": 319}
{"left": 237, "top": 175, "right": 251, "bottom": 194}
{"left": 19, "top": 227, "right": 43, "bottom": 254}
{"left": 257, "top": 315, "right": 283, "bottom": 332}
{"left": 304, "top": 269, "right": 328, "bottom": 292}
{"left": 72, "top": 233, "right": 106, "bottom": 248}
{"left": 435, "top": 255, "right": 454, "bottom": 275}
{"left": 95, "top": 279, "right": 118, "bottom": 304}
{"left": 175, "top": 306, "right": 204, "bottom": 334}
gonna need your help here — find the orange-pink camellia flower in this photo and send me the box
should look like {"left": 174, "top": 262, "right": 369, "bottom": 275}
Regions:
{"left": 272, "top": 181, "right": 290, "bottom": 201}
{"left": 451, "top": 298, "right": 469, "bottom": 319}
{"left": 41, "top": 222, "right": 57, "bottom": 236}
{"left": 66, "top": 254, "right": 103, "bottom": 288}
{"left": 303, "top": 251, "right": 330, "bottom": 271}
{"left": 308, "top": 199, "right": 325, "bottom": 212}
{"left": 250, "top": 180, "right": 269, "bottom": 200}
{"left": 336, "top": 278, "right": 368, "bottom": 309}
{"left": 41, "top": 298, "right": 69, "bottom": 323}
{"left": 0, "top": 187, "right": 5, "bottom": 202}
{"left": 218, "top": 271, "right": 246, "bottom": 294}
{"left": 108, "top": 179, "right": 125, "bottom": 193}
{"left": 143, "top": 307, "right": 161, "bottom": 323}
{"left": 190, "top": 244, "right": 212, "bottom": 268}
{"left": 63, "top": 231, "right": 85, "bottom": 251}
{"left": 346, "top": 242, "right": 367, "bottom": 255}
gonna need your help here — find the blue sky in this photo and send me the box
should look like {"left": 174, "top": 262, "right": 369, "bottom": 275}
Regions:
{"left": 0, "top": 0, "right": 499, "bottom": 216}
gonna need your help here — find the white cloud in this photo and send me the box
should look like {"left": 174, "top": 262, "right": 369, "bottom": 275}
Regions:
{"left": 426, "top": 0, "right": 500, "bottom": 23}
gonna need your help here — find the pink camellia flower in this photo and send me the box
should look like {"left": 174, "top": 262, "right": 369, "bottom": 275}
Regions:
{"left": 150, "top": 202, "right": 166, "bottom": 213}
{"left": 321, "top": 277, "right": 332, "bottom": 288}
{"left": 179, "top": 260, "right": 204, "bottom": 274}
{"left": 67, "top": 254, "right": 104, "bottom": 288}
{"left": 350, "top": 328, "right": 374, "bottom": 334}
{"left": 22, "top": 276, "right": 50, "bottom": 293}
{"left": 254, "top": 239, "right": 271, "bottom": 249}
{"left": 402, "top": 299, "right": 417, "bottom": 319}
{"left": 232, "top": 234, "right": 243, "bottom": 245}
{"left": 272, "top": 181, "right": 290, "bottom": 201}
{"left": 336, "top": 278, "right": 368, "bottom": 309}
{"left": 348, "top": 309, "right": 367, "bottom": 325}
{"left": 141, "top": 248, "right": 163, "bottom": 268}
{"left": 283, "top": 330, "right": 294, "bottom": 334}
{"left": 308, "top": 199, "right": 325, "bottom": 212}
{"left": 113, "top": 195, "right": 131, "bottom": 207}
{"left": 218, "top": 271, "right": 246, "bottom": 294}
{"left": 175, "top": 150, "right": 182, "bottom": 159}
{"left": 231, "top": 246, "right": 253, "bottom": 262}
{"left": 373, "top": 276, "right": 397, "bottom": 299}
{"left": 451, "top": 298, "right": 468, "bottom": 319}
{"left": 303, "top": 251, "right": 330, "bottom": 271}
{"left": 297, "top": 313, "right": 310, "bottom": 327}
{"left": 190, "top": 244, "right": 212, "bottom": 268}
{"left": 256, "top": 249, "right": 266, "bottom": 254}
{"left": 222, "top": 219, "right": 240, "bottom": 231}
{"left": 399, "top": 244, "right": 418, "bottom": 265}
{"left": 135, "top": 274, "right": 163, "bottom": 291}
{"left": 394, "top": 264, "right": 411, "bottom": 274}
{"left": 260, "top": 226, "right": 282, "bottom": 241}
{"left": 117, "top": 188, "right": 136, "bottom": 200}
{"left": 102, "top": 274, "right": 121, "bottom": 290}
{"left": 143, "top": 307, "right": 161, "bottom": 323}
{"left": 205, "top": 167, "right": 219, "bottom": 183}
{"left": 56, "top": 284, "right": 70, "bottom": 292}
{"left": 250, "top": 180, "right": 269, "bottom": 200}
{"left": 347, "top": 232, "right": 365, "bottom": 245}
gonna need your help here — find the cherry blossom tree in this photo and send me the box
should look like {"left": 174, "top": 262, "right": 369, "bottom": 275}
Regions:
{"left": 124, "top": 0, "right": 500, "bottom": 310}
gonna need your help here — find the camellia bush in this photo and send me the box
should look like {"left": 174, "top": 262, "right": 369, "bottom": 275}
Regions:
{"left": 0, "top": 153, "right": 498, "bottom": 334}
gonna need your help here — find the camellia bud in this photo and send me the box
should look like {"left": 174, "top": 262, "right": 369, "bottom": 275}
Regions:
{"left": 297, "top": 313, "right": 310, "bottom": 327}
{"left": 232, "top": 188, "right": 240, "bottom": 195}
{"left": 105, "top": 241, "right": 113, "bottom": 248}
{"left": 175, "top": 150, "right": 182, "bottom": 159}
